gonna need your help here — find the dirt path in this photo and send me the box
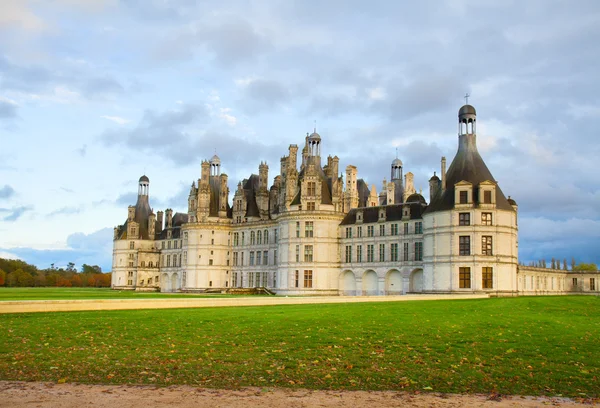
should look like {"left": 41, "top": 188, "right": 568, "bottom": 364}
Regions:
{"left": 0, "top": 382, "right": 594, "bottom": 408}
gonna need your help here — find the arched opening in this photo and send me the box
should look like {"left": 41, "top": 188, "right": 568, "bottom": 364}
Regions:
{"left": 338, "top": 270, "right": 357, "bottom": 296}
{"left": 162, "top": 273, "right": 170, "bottom": 292}
{"left": 170, "top": 273, "right": 178, "bottom": 293}
{"left": 409, "top": 269, "right": 423, "bottom": 293}
{"left": 385, "top": 269, "right": 403, "bottom": 295}
{"left": 363, "top": 270, "right": 378, "bottom": 296}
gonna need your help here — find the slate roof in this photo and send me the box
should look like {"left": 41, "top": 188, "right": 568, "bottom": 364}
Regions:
{"left": 340, "top": 203, "right": 426, "bottom": 225}
{"left": 116, "top": 194, "right": 152, "bottom": 240}
{"left": 424, "top": 133, "right": 514, "bottom": 214}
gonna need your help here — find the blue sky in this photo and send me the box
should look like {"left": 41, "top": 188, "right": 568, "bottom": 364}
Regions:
{"left": 1, "top": 0, "right": 599, "bottom": 272}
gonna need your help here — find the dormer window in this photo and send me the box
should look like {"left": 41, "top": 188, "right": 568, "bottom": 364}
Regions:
{"left": 478, "top": 181, "right": 496, "bottom": 207}
{"left": 379, "top": 209, "right": 386, "bottom": 221}
{"left": 454, "top": 181, "right": 473, "bottom": 207}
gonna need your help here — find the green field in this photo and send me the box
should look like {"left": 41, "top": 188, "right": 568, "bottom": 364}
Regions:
{"left": 0, "top": 287, "right": 241, "bottom": 300}
{"left": 0, "top": 296, "right": 598, "bottom": 397}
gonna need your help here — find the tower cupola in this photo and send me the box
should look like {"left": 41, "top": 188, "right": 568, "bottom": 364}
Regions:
{"left": 138, "top": 175, "right": 149, "bottom": 196}
{"left": 391, "top": 157, "right": 403, "bottom": 180}
{"left": 458, "top": 104, "right": 476, "bottom": 135}
{"left": 210, "top": 154, "right": 221, "bottom": 176}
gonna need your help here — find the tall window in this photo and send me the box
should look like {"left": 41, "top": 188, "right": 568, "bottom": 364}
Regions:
{"left": 414, "top": 242, "right": 423, "bottom": 261}
{"left": 357, "top": 245, "right": 363, "bottom": 262}
{"left": 241, "top": 252, "right": 244, "bottom": 265}
{"left": 250, "top": 231, "right": 256, "bottom": 245}
{"left": 257, "top": 230, "right": 262, "bottom": 245}
{"left": 459, "top": 213, "right": 470, "bottom": 226}
{"left": 391, "top": 223, "right": 398, "bottom": 236}
{"left": 307, "top": 202, "right": 315, "bottom": 211}
{"left": 305, "top": 221, "right": 314, "bottom": 237}
{"left": 264, "top": 230, "right": 269, "bottom": 244}
{"left": 591, "top": 278, "right": 596, "bottom": 291}
{"left": 256, "top": 251, "right": 261, "bottom": 265}
{"left": 483, "top": 267, "right": 493, "bottom": 289}
{"left": 404, "top": 223, "right": 409, "bottom": 235}
{"left": 233, "top": 252, "right": 238, "bottom": 266}
{"left": 304, "top": 245, "right": 313, "bottom": 262}
{"left": 296, "top": 222, "right": 300, "bottom": 238}
{"left": 274, "top": 229, "right": 278, "bottom": 243}
{"left": 357, "top": 226, "right": 362, "bottom": 238}
{"left": 345, "top": 227, "right": 352, "bottom": 238}
{"left": 295, "top": 245, "right": 300, "bottom": 262}
{"left": 483, "top": 190, "right": 492, "bottom": 204}
{"left": 403, "top": 243, "right": 409, "bottom": 261}
{"left": 273, "top": 250, "right": 277, "bottom": 264}
{"left": 482, "top": 236, "right": 493, "bottom": 256}
{"left": 390, "top": 243, "right": 398, "bottom": 261}
{"left": 307, "top": 181, "right": 316, "bottom": 196}
{"left": 367, "top": 244, "right": 374, "bottom": 262}
{"left": 263, "top": 251, "right": 268, "bottom": 266}
{"left": 459, "top": 236, "right": 471, "bottom": 256}
{"left": 345, "top": 245, "right": 352, "bottom": 263}
{"left": 379, "top": 224, "right": 385, "bottom": 236}
{"left": 379, "top": 244, "right": 385, "bottom": 262}
{"left": 459, "top": 267, "right": 471, "bottom": 288}
{"left": 294, "top": 270, "right": 299, "bottom": 288}
{"left": 482, "top": 213, "right": 492, "bottom": 226}
{"left": 130, "top": 241, "right": 135, "bottom": 249}
{"left": 367, "top": 225, "right": 374, "bottom": 237}
{"left": 241, "top": 232, "right": 245, "bottom": 245}
{"left": 459, "top": 190, "right": 468, "bottom": 204}
{"left": 249, "top": 251, "right": 255, "bottom": 266}
{"left": 415, "top": 222, "right": 423, "bottom": 234}
{"left": 167, "top": 255, "right": 171, "bottom": 267}
{"left": 304, "top": 270, "right": 313, "bottom": 288}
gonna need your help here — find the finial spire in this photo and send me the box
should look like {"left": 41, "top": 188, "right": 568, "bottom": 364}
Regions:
{"left": 314, "top": 119, "right": 317, "bottom": 133}
{"left": 464, "top": 93, "right": 470, "bottom": 105}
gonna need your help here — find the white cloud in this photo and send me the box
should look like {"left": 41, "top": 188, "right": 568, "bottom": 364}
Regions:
{"left": 0, "top": 0, "right": 46, "bottom": 32}
{"left": 101, "top": 115, "right": 131, "bottom": 125}
{"left": 0, "top": 250, "right": 20, "bottom": 260}
{"left": 367, "top": 87, "right": 386, "bottom": 101}
{"left": 219, "top": 108, "right": 237, "bottom": 126}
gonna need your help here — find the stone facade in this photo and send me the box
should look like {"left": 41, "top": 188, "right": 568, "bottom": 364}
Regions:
{"left": 111, "top": 105, "right": 599, "bottom": 296}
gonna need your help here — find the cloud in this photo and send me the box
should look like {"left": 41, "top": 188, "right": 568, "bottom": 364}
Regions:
{"left": 0, "top": 97, "right": 18, "bottom": 119}
{"left": 47, "top": 206, "right": 82, "bottom": 217}
{"left": 1, "top": 227, "right": 114, "bottom": 271}
{"left": 101, "top": 115, "right": 131, "bottom": 125}
{"left": 116, "top": 192, "right": 138, "bottom": 206}
{"left": 0, "top": 185, "right": 15, "bottom": 199}
{"left": 0, "top": 0, "right": 46, "bottom": 32}
{"left": 0, "top": 205, "right": 33, "bottom": 222}
{"left": 238, "top": 78, "right": 290, "bottom": 113}
{"left": 0, "top": 250, "right": 20, "bottom": 260}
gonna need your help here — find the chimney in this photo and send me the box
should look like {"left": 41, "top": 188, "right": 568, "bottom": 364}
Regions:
{"left": 441, "top": 156, "right": 446, "bottom": 191}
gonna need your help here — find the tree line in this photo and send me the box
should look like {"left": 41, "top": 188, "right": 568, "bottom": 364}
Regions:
{"left": 520, "top": 257, "right": 597, "bottom": 271}
{"left": 0, "top": 258, "right": 111, "bottom": 288}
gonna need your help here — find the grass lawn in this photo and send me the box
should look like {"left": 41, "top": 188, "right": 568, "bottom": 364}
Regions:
{"left": 0, "top": 287, "right": 241, "bottom": 301}
{"left": 0, "top": 296, "right": 598, "bottom": 397}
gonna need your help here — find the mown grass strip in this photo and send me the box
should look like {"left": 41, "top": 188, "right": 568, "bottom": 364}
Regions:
{"left": 0, "top": 296, "right": 598, "bottom": 397}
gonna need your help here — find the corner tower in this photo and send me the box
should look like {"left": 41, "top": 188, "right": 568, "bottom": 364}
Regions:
{"left": 421, "top": 103, "right": 518, "bottom": 295}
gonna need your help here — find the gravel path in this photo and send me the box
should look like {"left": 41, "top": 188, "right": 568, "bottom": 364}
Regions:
{"left": 0, "top": 381, "right": 594, "bottom": 408}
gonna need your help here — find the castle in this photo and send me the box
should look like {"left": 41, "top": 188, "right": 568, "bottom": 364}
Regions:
{"left": 111, "top": 104, "right": 599, "bottom": 295}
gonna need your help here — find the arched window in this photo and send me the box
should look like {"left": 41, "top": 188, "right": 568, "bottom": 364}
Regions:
{"left": 264, "top": 230, "right": 269, "bottom": 244}
{"left": 257, "top": 230, "right": 262, "bottom": 245}
{"left": 250, "top": 231, "right": 256, "bottom": 245}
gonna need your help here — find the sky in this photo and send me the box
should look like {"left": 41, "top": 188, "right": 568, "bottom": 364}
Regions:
{"left": 1, "top": 0, "right": 599, "bottom": 272}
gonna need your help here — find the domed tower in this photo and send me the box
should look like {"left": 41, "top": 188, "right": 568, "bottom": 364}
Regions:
{"left": 138, "top": 175, "right": 149, "bottom": 196}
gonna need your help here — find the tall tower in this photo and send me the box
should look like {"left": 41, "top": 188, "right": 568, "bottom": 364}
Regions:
{"left": 390, "top": 158, "right": 404, "bottom": 203}
{"left": 422, "top": 103, "right": 518, "bottom": 295}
